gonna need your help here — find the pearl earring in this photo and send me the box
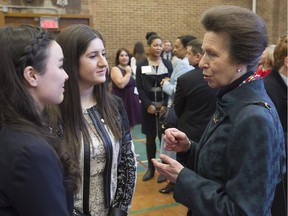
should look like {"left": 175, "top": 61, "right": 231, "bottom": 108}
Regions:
{"left": 237, "top": 68, "right": 242, "bottom": 73}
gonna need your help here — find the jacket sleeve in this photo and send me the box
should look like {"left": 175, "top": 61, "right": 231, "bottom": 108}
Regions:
{"left": 110, "top": 99, "right": 137, "bottom": 214}
{"left": 174, "top": 105, "right": 285, "bottom": 215}
{"left": 162, "top": 61, "right": 191, "bottom": 96}
{"left": 174, "top": 76, "right": 186, "bottom": 118}
{"left": 7, "top": 141, "right": 70, "bottom": 216}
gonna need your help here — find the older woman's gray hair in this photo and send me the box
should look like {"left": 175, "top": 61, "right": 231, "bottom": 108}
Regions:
{"left": 201, "top": 5, "right": 268, "bottom": 72}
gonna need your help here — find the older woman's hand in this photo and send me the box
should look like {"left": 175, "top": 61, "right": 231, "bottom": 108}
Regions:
{"left": 164, "top": 128, "right": 191, "bottom": 152}
{"left": 152, "top": 154, "right": 184, "bottom": 183}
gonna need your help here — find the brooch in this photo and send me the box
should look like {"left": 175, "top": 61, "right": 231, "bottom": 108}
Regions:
{"left": 213, "top": 114, "right": 219, "bottom": 124}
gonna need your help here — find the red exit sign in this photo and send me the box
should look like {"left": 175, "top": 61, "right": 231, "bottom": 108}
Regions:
{"left": 40, "top": 17, "right": 59, "bottom": 29}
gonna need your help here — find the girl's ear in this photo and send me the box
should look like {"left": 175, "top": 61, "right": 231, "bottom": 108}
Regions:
{"left": 23, "top": 66, "right": 38, "bottom": 87}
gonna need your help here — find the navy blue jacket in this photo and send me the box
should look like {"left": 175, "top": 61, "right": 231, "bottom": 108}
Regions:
{"left": 175, "top": 79, "right": 286, "bottom": 215}
{"left": 0, "top": 128, "right": 72, "bottom": 216}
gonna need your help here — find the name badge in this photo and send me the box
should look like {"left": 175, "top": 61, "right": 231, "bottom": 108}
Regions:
{"left": 141, "top": 66, "right": 152, "bottom": 74}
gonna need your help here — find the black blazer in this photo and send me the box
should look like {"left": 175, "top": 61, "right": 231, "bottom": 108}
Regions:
{"left": 264, "top": 67, "right": 287, "bottom": 134}
{"left": 136, "top": 58, "right": 173, "bottom": 136}
{"left": 264, "top": 67, "right": 287, "bottom": 216}
{"left": 174, "top": 66, "right": 218, "bottom": 142}
{"left": 136, "top": 58, "right": 173, "bottom": 109}
{"left": 0, "top": 128, "right": 72, "bottom": 216}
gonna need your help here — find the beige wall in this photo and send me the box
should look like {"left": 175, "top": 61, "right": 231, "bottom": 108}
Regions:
{"left": 1, "top": 0, "right": 287, "bottom": 66}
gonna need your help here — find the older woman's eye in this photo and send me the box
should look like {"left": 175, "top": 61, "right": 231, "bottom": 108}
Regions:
{"left": 206, "top": 50, "right": 218, "bottom": 58}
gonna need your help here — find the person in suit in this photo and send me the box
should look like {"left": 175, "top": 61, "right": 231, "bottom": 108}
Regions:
{"left": 174, "top": 38, "right": 217, "bottom": 163}
{"left": 161, "top": 40, "right": 182, "bottom": 70}
{"left": 0, "top": 25, "right": 73, "bottom": 216}
{"left": 136, "top": 34, "right": 173, "bottom": 181}
{"left": 264, "top": 34, "right": 287, "bottom": 216}
{"left": 161, "top": 35, "right": 195, "bottom": 99}
{"left": 158, "top": 35, "right": 196, "bottom": 189}
{"left": 161, "top": 40, "right": 173, "bottom": 61}
{"left": 152, "top": 6, "right": 286, "bottom": 215}
{"left": 264, "top": 34, "right": 287, "bottom": 139}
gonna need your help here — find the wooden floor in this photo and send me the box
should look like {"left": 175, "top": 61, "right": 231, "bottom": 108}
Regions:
{"left": 128, "top": 125, "right": 187, "bottom": 215}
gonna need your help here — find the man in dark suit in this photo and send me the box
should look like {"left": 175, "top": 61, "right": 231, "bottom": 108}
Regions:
{"left": 174, "top": 39, "right": 218, "bottom": 162}
{"left": 264, "top": 34, "right": 287, "bottom": 216}
{"left": 161, "top": 40, "right": 173, "bottom": 61}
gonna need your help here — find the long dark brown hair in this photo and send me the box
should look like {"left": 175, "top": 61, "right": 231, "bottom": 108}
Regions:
{"left": 52, "top": 24, "right": 123, "bottom": 189}
{"left": 0, "top": 25, "right": 77, "bottom": 192}
{"left": 132, "top": 41, "right": 146, "bottom": 62}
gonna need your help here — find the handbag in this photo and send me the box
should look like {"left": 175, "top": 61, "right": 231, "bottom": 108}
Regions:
{"left": 158, "top": 94, "right": 178, "bottom": 132}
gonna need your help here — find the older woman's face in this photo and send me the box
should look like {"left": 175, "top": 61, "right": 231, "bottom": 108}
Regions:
{"left": 199, "top": 31, "right": 241, "bottom": 88}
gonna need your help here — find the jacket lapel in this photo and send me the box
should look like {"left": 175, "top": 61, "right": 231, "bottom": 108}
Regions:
{"left": 194, "top": 104, "right": 227, "bottom": 171}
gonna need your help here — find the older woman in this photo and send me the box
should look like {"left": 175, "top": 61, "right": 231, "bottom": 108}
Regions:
{"left": 152, "top": 5, "right": 286, "bottom": 216}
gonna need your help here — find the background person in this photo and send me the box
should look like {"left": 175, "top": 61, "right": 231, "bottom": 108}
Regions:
{"left": 136, "top": 34, "right": 173, "bottom": 181}
{"left": 158, "top": 34, "right": 196, "bottom": 186}
{"left": 144, "top": 31, "right": 158, "bottom": 56}
{"left": 161, "top": 40, "right": 173, "bottom": 61}
{"left": 130, "top": 41, "right": 146, "bottom": 76}
{"left": 152, "top": 6, "right": 286, "bottom": 216}
{"left": 161, "top": 35, "right": 195, "bottom": 99}
{"left": 174, "top": 38, "right": 217, "bottom": 168}
{"left": 110, "top": 48, "right": 141, "bottom": 129}
{"left": 264, "top": 34, "right": 287, "bottom": 216}
{"left": 255, "top": 44, "right": 276, "bottom": 77}
{"left": 161, "top": 40, "right": 181, "bottom": 68}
